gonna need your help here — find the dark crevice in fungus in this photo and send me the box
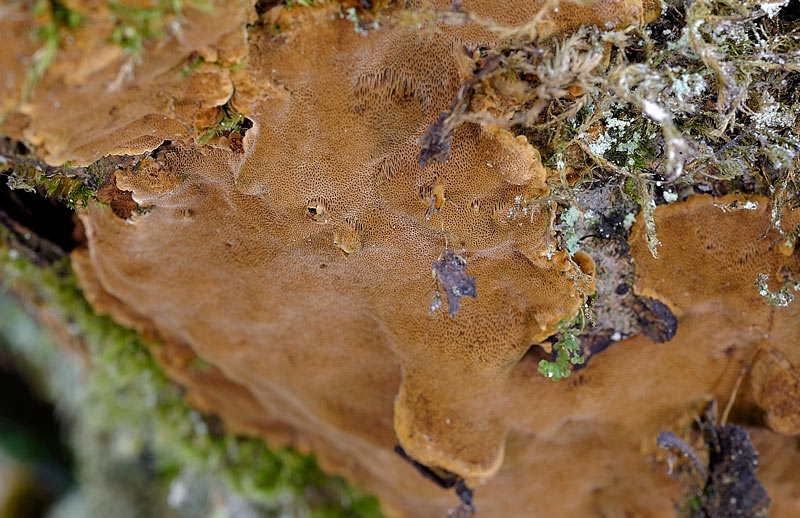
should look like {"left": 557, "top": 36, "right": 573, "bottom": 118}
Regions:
{"left": 95, "top": 170, "right": 139, "bottom": 220}
{"left": 631, "top": 296, "right": 678, "bottom": 343}
{"left": 393, "top": 445, "right": 459, "bottom": 489}
{"left": 0, "top": 175, "right": 81, "bottom": 265}
{"left": 393, "top": 445, "right": 476, "bottom": 517}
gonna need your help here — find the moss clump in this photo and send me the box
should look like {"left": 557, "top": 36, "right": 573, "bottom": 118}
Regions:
{"left": 109, "top": 0, "right": 213, "bottom": 56}
{"left": 0, "top": 230, "right": 383, "bottom": 518}
{"left": 198, "top": 104, "right": 248, "bottom": 145}
{"left": 419, "top": 0, "right": 800, "bottom": 262}
{"left": 179, "top": 54, "right": 205, "bottom": 78}
{"left": 0, "top": 140, "right": 106, "bottom": 209}
{"left": 22, "top": 0, "right": 86, "bottom": 102}
{"left": 1, "top": 162, "right": 100, "bottom": 210}
{"left": 285, "top": 0, "right": 315, "bottom": 8}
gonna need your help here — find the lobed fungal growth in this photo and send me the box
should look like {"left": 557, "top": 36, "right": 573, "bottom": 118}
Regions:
{"left": 2, "top": 0, "right": 800, "bottom": 517}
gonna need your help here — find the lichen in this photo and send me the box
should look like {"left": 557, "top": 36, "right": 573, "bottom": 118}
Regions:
{"left": 422, "top": 0, "right": 800, "bottom": 262}
{"left": 538, "top": 315, "right": 586, "bottom": 381}
{"left": 755, "top": 272, "right": 800, "bottom": 307}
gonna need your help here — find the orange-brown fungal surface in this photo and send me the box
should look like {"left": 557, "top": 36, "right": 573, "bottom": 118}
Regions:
{"left": 6, "top": 0, "right": 800, "bottom": 516}
{"left": 423, "top": 0, "right": 648, "bottom": 41}
{"left": 0, "top": 2, "right": 37, "bottom": 115}
{"left": 57, "top": 0, "right": 626, "bottom": 510}
{"left": 750, "top": 348, "right": 800, "bottom": 436}
{"left": 1, "top": 0, "right": 251, "bottom": 165}
{"left": 627, "top": 195, "right": 800, "bottom": 435}
{"left": 629, "top": 195, "right": 800, "bottom": 321}
{"left": 76, "top": 180, "right": 800, "bottom": 517}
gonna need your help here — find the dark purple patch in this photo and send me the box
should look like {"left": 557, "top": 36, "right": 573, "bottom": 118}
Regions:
{"left": 433, "top": 249, "right": 477, "bottom": 317}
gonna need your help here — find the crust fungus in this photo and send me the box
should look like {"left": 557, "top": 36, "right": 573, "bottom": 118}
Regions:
{"left": 5, "top": 0, "right": 800, "bottom": 517}
{"left": 629, "top": 195, "right": 800, "bottom": 322}
{"left": 750, "top": 348, "right": 800, "bottom": 436}
{"left": 58, "top": 0, "right": 616, "bottom": 506}
{"left": 628, "top": 195, "right": 800, "bottom": 438}
{"left": 1, "top": 0, "right": 252, "bottom": 166}
{"left": 73, "top": 6, "right": 596, "bottom": 479}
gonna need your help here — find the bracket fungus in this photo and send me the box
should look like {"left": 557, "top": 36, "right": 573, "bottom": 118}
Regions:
{"left": 3, "top": 0, "right": 800, "bottom": 517}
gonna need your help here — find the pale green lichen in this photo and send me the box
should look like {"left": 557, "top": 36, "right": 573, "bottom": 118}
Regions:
{"left": 623, "top": 212, "right": 637, "bottom": 230}
{"left": 755, "top": 273, "right": 800, "bottom": 307}
{"left": 637, "top": 178, "right": 661, "bottom": 257}
{"left": 562, "top": 206, "right": 582, "bottom": 255}
{"left": 538, "top": 315, "right": 586, "bottom": 381}
{"left": 713, "top": 199, "right": 759, "bottom": 212}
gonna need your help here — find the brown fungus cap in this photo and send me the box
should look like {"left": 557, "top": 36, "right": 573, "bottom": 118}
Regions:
{"left": 73, "top": 189, "right": 800, "bottom": 517}
{"left": 74, "top": 148, "right": 800, "bottom": 518}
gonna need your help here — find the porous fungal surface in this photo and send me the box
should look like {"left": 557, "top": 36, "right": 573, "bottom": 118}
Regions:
{"left": 2, "top": 0, "right": 800, "bottom": 517}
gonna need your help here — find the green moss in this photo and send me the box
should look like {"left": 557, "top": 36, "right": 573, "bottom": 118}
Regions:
{"left": 109, "top": 0, "right": 213, "bottom": 56}
{"left": 0, "top": 234, "right": 383, "bottom": 518}
{"left": 679, "top": 494, "right": 703, "bottom": 518}
{"left": 1, "top": 158, "right": 103, "bottom": 209}
{"left": 198, "top": 104, "right": 247, "bottom": 145}
{"left": 22, "top": 0, "right": 86, "bottom": 101}
{"left": 188, "top": 354, "right": 212, "bottom": 370}
{"left": 180, "top": 55, "right": 205, "bottom": 78}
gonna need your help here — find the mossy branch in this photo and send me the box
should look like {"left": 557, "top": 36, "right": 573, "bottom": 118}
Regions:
{"left": 0, "top": 237, "right": 383, "bottom": 517}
